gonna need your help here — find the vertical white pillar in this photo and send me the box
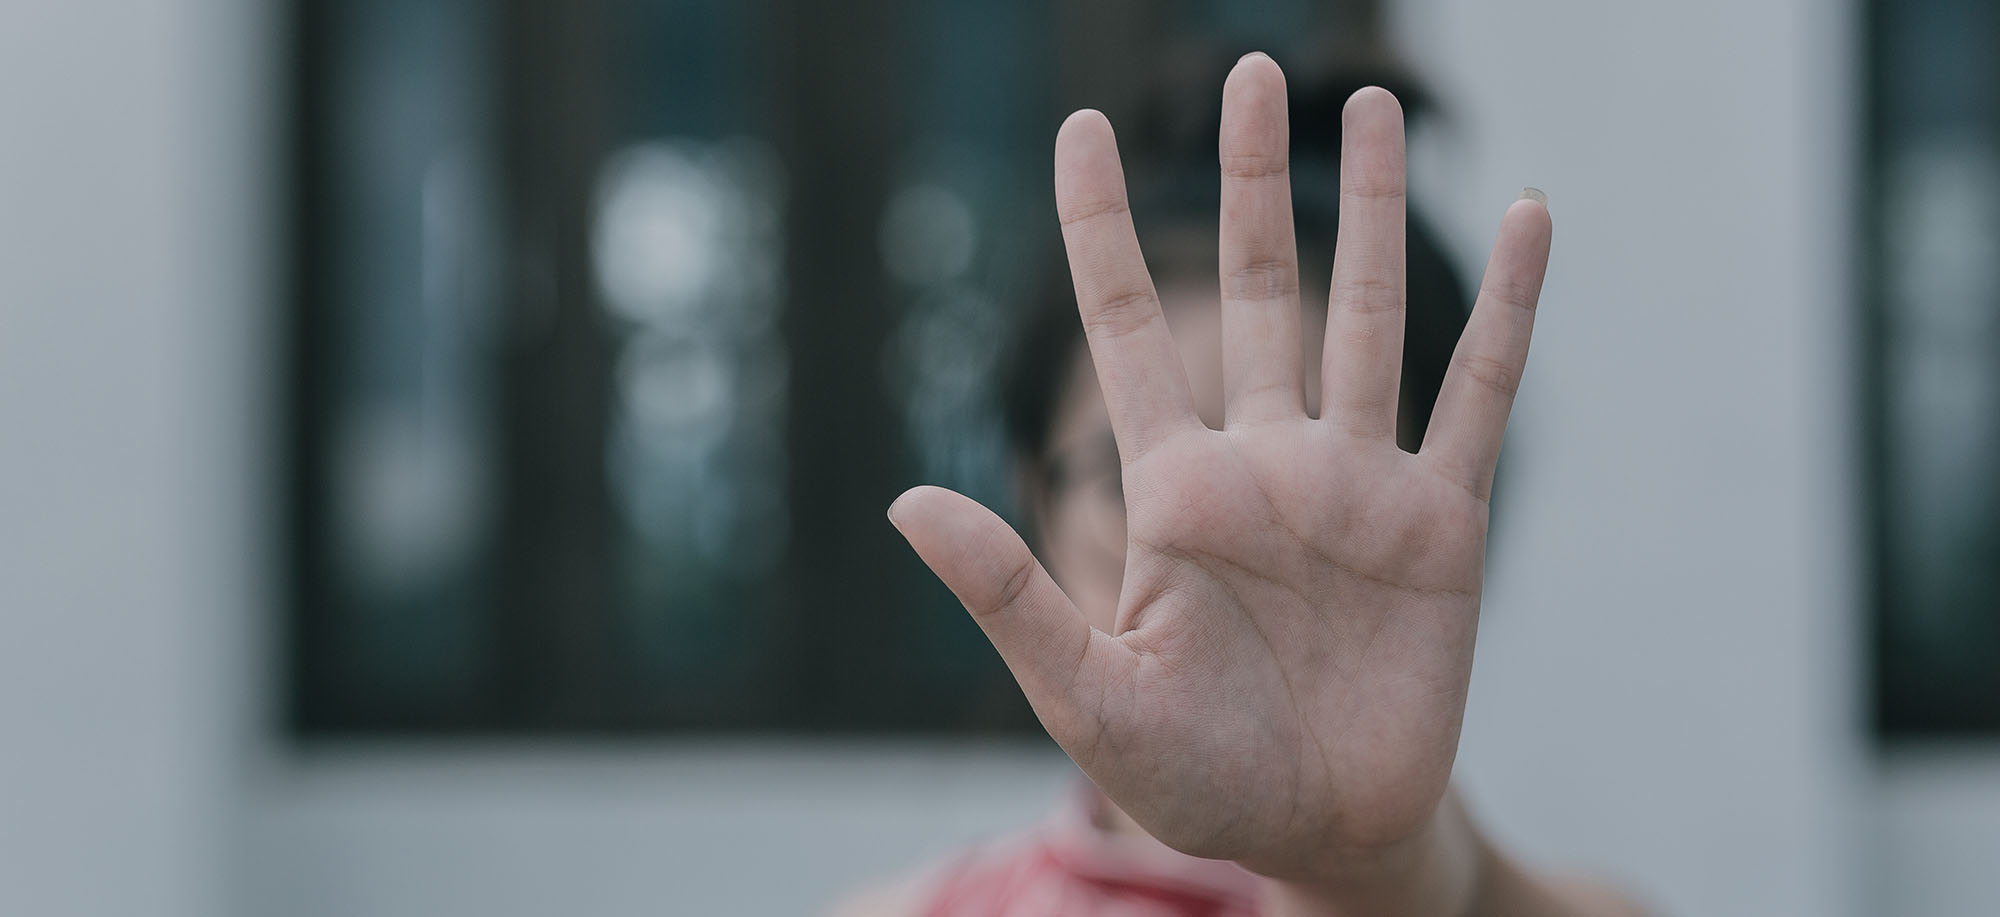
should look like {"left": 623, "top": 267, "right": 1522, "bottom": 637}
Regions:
{"left": 0, "top": 0, "right": 271, "bottom": 914}
{"left": 1387, "top": 1, "right": 1864, "bottom": 914}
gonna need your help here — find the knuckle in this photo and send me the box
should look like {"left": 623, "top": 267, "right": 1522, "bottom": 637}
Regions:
{"left": 979, "top": 555, "right": 1037, "bottom": 618}
{"left": 1333, "top": 273, "right": 1405, "bottom": 316}
{"left": 1340, "top": 162, "right": 1406, "bottom": 202}
{"left": 1220, "top": 149, "right": 1289, "bottom": 182}
{"left": 1483, "top": 277, "right": 1542, "bottom": 315}
{"left": 1058, "top": 195, "right": 1130, "bottom": 228}
{"left": 1453, "top": 351, "right": 1521, "bottom": 398}
{"left": 1081, "top": 289, "right": 1161, "bottom": 339}
{"left": 1222, "top": 257, "right": 1299, "bottom": 302}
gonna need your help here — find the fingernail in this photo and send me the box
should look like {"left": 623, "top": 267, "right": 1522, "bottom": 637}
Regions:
{"left": 1239, "top": 50, "right": 1272, "bottom": 64}
{"left": 1519, "top": 186, "right": 1548, "bottom": 206}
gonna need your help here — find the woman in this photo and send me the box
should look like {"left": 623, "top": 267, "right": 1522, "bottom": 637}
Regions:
{"left": 849, "top": 53, "right": 1644, "bottom": 916}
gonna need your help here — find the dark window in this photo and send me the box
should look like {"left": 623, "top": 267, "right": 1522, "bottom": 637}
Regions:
{"left": 286, "top": 0, "right": 1385, "bottom": 734}
{"left": 1868, "top": 0, "right": 2000, "bottom": 735}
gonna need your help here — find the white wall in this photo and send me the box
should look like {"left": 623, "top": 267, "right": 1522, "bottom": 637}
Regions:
{"left": 1875, "top": 748, "right": 2000, "bottom": 916}
{"left": 1390, "top": 1, "right": 1867, "bottom": 914}
{"left": 0, "top": 0, "right": 271, "bottom": 915}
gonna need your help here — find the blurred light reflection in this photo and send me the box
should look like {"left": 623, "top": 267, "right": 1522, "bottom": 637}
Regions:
{"left": 592, "top": 137, "right": 789, "bottom": 579}
{"left": 880, "top": 182, "right": 978, "bottom": 285}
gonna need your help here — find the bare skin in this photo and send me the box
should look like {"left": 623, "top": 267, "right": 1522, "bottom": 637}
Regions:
{"left": 887, "top": 55, "right": 1639, "bottom": 915}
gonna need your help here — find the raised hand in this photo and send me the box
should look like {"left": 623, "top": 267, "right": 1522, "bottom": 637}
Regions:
{"left": 889, "top": 54, "right": 1552, "bottom": 884}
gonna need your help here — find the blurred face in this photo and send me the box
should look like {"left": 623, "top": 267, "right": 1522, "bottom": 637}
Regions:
{"left": 1029, "top": 279, "right": 1327, "bottom": 633}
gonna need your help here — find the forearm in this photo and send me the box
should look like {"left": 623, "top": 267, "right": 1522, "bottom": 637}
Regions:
{"left": 1260, "top": 791, "right": 1647, "bottom": 917}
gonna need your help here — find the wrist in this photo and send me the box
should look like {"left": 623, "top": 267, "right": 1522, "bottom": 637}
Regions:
{"left": 1258, "top": 793, "right": 1486, "bottom": 917}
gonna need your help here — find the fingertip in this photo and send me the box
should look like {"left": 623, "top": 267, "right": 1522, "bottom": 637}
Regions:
{"left": 1058, "top": 108, "right": 1114, "bottom": 147}
{"left": 887, "top": 484, "right": 1008, "bottom": 550}
{"left": 1227, "top": 50, "right": 1285, "bottom": 85}
{"left": 1338, "top": 87, "right": 1405, "bottom": 169}
{"left": 1055, "top": 110, "right": 1117, "bottom": 180}
{"left": 1342, "top": 85, "right": 1404, "bottom": 126}
{"left": 1055, "top": 110, "right": 1134, "bottom": 223}
{"left": 887, "top": 485, "right": 928, "bottom": 531}
{"left": 1055, "top": 109, "right": 1119, "bottom": 167}
{"left": 1222, "top": 52, "right": 1288, "bottom": 122}
{"left": 888, "top": 482, "right": 961, "bottom": 526}
{"left": 1502, "top": 194, "right": 1554, "bottom": 242}
{"left": 1220, "top": 54, "right": 1290, "bottom": 165}
{"left": 885, "top": 486, "right": 1058, "bottom": 634}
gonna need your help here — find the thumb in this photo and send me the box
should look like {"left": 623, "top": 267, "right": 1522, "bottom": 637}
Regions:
{"left": 888, "top": 485, "right": 1114, "bottom": 746}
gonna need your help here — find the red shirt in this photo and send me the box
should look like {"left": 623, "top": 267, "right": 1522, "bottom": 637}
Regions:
{"left": 917, "top": 786, "right": 1262, "bottom": 917}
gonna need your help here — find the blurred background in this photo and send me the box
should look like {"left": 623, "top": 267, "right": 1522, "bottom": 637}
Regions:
{"left": 4, "top": 0, "right": 2000, "bottom": 913}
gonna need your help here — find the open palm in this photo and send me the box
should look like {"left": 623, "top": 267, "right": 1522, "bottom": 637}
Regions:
{"left": 890, "top": 55, "right": 1552, "bottom": 881}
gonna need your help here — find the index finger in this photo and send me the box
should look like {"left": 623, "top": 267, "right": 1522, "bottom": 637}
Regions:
{"left": 1055, "top": 110, "right": 1200, "bottom": 462}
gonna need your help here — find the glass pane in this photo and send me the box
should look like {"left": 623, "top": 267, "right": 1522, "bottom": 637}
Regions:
{"left": 1871, "top": 0, "right": 2000, "bottom": 735}
{"left": 293, "top": 0, "right": 501, "bottom": 727}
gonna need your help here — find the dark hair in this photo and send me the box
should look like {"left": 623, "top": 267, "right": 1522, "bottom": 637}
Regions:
{"left": 1002, "top": 52, "right": 1472, "bottom": 466}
